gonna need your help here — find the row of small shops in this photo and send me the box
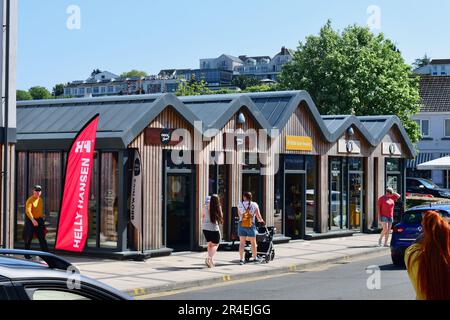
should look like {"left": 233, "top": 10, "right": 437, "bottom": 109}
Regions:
{"left": 11, "top": 90, "right": 415, "bottom": 258}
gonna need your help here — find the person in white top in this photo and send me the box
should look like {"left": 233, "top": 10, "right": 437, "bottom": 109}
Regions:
{"left": 237, "top": 192, "right": 265, "bottom": 265}
{"left": 202, "top": 194, "right": 223, "bottom": 268}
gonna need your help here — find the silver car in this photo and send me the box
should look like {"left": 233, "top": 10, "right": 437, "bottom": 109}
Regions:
{"left": 0, "top": 250, "right": 132, "bottom": 300}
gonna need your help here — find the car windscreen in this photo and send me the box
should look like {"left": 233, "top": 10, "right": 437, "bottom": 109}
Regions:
{"left": 403, "top": 210, "right": 449, "bottom": 225}
{"left": 420, "top": 179, "right": 439, "bottom": 189}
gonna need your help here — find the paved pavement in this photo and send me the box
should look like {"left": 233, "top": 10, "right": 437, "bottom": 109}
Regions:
{"left": 65, "top": 234, "right": 390, "bottom": 298}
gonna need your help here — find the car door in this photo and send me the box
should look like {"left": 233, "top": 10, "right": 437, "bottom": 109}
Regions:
{"left": 407, "top": 179, "right": 420, "bottom": 193}
{"left": 12, "top": 279, "right": 125, "bottom": 300}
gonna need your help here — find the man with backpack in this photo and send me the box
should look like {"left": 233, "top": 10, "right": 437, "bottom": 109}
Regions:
{"left": 237, "top": 192, "right": 265, "bottom": 265}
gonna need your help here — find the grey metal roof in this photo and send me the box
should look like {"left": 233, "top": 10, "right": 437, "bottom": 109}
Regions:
{"left": 16, "top": 94, "right": 200, "bottom": 150}
{"left": 16, "top": 91, "right": 416, "bottom": 158}
{"left": 322, "top": 116, "right": 353, "bottom": 134}
{"left": 358, "top": 116, "right": 416, "bottom": 157}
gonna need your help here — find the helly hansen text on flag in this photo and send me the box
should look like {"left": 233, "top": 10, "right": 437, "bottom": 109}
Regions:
{"left": 56, "top": 115, "right": 99, "bottom": 253}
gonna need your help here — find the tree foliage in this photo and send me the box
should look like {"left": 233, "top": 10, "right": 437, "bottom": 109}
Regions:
{"left": 278, "top": 21, "right": 421, "bottom": 143}
{"left": 175, "top": 78, "right": 212, "bottom": 96}
{"left": 28, "top": 86, "right": 53, "bottom": 100}
{"left": 413, "top": 54, "right": 431, "bottom": 70}
{"left": 52, "top": 84, "right": 65, "bottom": 97}
{"left": 16, "top": 90, "right": 32, "bottom": 101}
{"left": 120, "top": 70, "right": 149, "bottom": 78}
{"left": 91, "top": 69, "right": 102, "bottom": 77}
{"left": 232, "top": 75, "right": 260, "bottom": 90}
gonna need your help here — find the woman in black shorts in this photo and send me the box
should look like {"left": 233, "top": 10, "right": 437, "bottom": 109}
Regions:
{"left": 202, "top": 194, "right": 224, "bottom": 268}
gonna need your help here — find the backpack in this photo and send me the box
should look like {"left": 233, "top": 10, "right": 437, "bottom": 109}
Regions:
{"left": 241, "top": 202, "right": 254, "bottom": 228}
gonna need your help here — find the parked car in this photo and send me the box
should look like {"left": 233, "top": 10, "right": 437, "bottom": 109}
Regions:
{"left": 0, "top": 250, "right": 132, "bottom": 300}
{"left": 406, "top": 177, "right": 450, "bottom": 199}
{"left": 390, "top": 204, "right": 450, "bottom": 266}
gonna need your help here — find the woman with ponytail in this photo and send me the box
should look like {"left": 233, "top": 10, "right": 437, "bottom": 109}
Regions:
{"left": 405, "top": 210, "right": 450, "bottom": 300}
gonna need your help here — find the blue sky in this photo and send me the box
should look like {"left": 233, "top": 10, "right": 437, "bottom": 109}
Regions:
{"left": 17, "top": 0, "right": 450, "bottom": 91}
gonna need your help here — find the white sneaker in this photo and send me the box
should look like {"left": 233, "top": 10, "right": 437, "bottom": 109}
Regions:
{"left": 378, "top": 239, "right": 382, "bottom": 247}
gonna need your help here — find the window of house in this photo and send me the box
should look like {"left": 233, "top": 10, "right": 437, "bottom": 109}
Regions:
{"left": 445, "top": 119, "right": 450, "bottom": 137}
{"left": 415, "top": 119, "right": 430, "bottom": 137}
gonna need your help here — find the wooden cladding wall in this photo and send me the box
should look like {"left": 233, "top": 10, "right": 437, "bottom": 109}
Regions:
{"left": 371, "top": 127, "right": 411, "bottom": 159}
{"left": 278, "top": 103, "right": 328, "bottom": 155}
{"left": 129, "top": 107, "right": 194, "bottom": 251}
{"left": 325, "top": 127, "right": 373, "bottom": 158}
{"left": 0, "top": 144, "right": 15, "bottom": 248}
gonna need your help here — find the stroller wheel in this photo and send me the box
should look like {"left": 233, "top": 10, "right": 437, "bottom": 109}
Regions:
{"left": 245, "top": 251, "right": 252, "bottom": 262}
{"left": 271, "top": 250, "right": 275, "bottom": 261}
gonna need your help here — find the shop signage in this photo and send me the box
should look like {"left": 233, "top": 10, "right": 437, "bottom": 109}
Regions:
{"left": 285, "top": 136, "right": 313, "bottom": 152}
{"left": 338, "top": 140, "right": 361, "bottom": 154}
{"left": 144, "top": 128, "right": 182, "bottom": 146}
{"left": 382, "top": 142, "right": 402, "bottom": 156}
{"left": 130, "top": 150, "right": 142, "bottom": 232}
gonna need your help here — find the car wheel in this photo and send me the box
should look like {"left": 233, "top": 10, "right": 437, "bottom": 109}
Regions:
{"left": 392, "top": 254, "right": 405, "bottom": 267}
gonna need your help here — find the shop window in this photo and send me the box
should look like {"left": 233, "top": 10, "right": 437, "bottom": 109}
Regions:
{"left": 274, "top": 170, "right": 283, "bottom": 236}
{"left": 43, "top": 153, "right": 62, "bottom": 245}
{"left": 15, "top": 152, "right": 27, "bottom": 243}
{"left": 208, "top": 164, "right": 228, "bottom": 240}
{"left": 87, "top": 153, "right": 99, "bottom": 248}
{"left": 285, "top": 155, "right": 305, "bottom": 171}
{"left": 100, "top": 152, "right": 119, "bottom": 249}
{"left": 306, "top": 156, "right": 317, "bottom": 234}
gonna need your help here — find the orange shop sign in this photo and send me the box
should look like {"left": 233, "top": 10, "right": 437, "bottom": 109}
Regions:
{"left": 286, "top": 136, "right": 313, "bottom": 151}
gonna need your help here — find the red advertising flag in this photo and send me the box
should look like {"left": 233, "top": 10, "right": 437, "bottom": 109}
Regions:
{"left": 55, "top": 115, "right": 100, "bottom": 253}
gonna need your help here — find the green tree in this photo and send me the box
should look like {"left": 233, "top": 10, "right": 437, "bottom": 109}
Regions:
{"left": 243, "top": 84, "right": 279, "bottom": 93}
{"left": 175, "top": 78, "right": 212, "bottom": 96}
{"left": 278, "top": 20, "right": 421, "bottom": 143}
{"left": 232, "top": 75, "right": 260, "bottom": 90}
{"left": 28, "top": 86, "right": 52, "bottom": 100}
{"left": 120, "top": 70, "right": 149, "bottom": 78}
{"left": 91, "top": 69, "right": 102, "bottom": 77}
{"left": 52, "top": 84, "right": 65, "bottom": 97}
{"left": 16, "top": 90, "right": 32, "bottom": 101}
{"left": 413, "top": 54, "right": 431, "bottom": 70}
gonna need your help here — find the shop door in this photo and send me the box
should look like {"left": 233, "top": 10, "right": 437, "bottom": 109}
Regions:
{"left": 349, "top": 173, "right": 363, "bottom": 231}
{"left": 166, "top": 174, "right": 192, "bottom": 251}
{"left": 285, "top": 174, "right": 306, "bottom": 239}
{"left": 387, "top": 173, "right": 403, "bottom": 224}
{"left": 242, "top": 174, "right": 261, "bottom": 205}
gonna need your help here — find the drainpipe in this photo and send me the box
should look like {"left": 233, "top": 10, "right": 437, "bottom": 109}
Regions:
{"left": 2, "top": 0, "right": 10, "bottom": 248}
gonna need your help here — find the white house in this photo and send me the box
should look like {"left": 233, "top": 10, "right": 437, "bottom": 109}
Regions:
{"left": 409, "top": 75, "right": 450, "bottom": 188}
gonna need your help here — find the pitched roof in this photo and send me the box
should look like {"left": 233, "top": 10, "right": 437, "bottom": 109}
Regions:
{"left": 16, "top": 94, "right": 199, "bottom": 150}
{"left": 419, "top": 75, "right": 450, "bottom": 112}
{"left": 16, "top": 91, "right": 416, "bottom": 158}
{"left": 430, "top": 59, "right": 450, "bottom": 65}
{"left": 222, "top": 54, "right": 243, "bottom": 63}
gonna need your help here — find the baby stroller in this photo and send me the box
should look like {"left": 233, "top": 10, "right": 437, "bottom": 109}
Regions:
{"left": 244, "top": 225, "right": 276, "bottom": 264}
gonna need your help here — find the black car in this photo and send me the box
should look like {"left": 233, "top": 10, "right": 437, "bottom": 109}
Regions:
{"left": 0, "top": 250, "right": 132, "bottom": 300}
{"left": 406, "top": 177, "right": 450, "bottom": 199}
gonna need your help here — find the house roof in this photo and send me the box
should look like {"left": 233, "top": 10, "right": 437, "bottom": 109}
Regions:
{"left": 221, "top": 54, "right": 243, "bottom": 64}
{"left": 419, "top": 75, "right": 450, "bottom": 112}
{"left": 16, "top": 91, "right": 415, "bottom": 157}
{"left": 430, "top": 59, "right": 450, "bottom": 65}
